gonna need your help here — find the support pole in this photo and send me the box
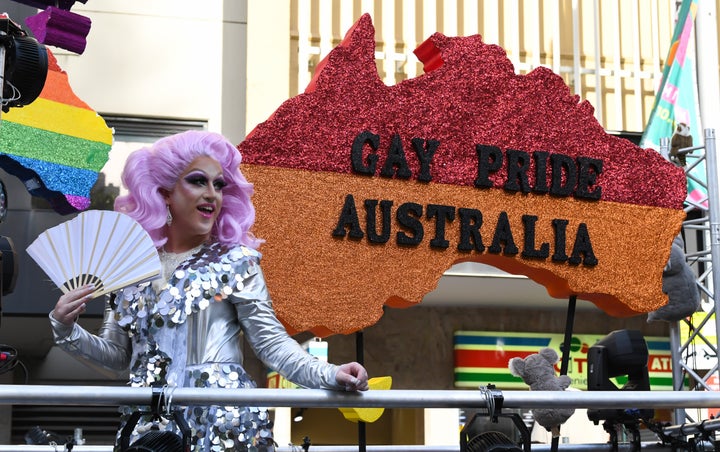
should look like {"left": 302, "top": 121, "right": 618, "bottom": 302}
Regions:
{"left": 696, "top": 1, "right": 720, "bottom": 135}
{"left": 559, "top": 295, "right": 577, "bottom": 376}
{"left": 663, "top": 134, "right": 689, "bottom": 425}
{"left": 706, "top": 129, "right": 720, "bottom": 396}
{"left": 668, "top": 321, "right": 686, "bottom": 424}
{"left": 357, "top": 331, "right": 366, "bottom": 452}
{"left": 551, "top": 295, "right": 578, "bottom": 452}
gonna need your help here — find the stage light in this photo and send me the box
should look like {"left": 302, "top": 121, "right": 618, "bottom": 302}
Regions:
{"left": 0, "top": 235, "right": 17, "bottom": 296}
{"left": 24, "top": 426, "right": 61, "bottom": 445}
{"left": 460, "top": 411, "right": 531, "bottom": 452}
{"left": 0, "top": 235, "right": 17, "bottom": 330}
{"left": 587, "top": 329, "right": 651, "bottom": 392}
{"left": 124, "top": 430, "right": 186, "bottom": 452}
{"left": 119, "top": 386, "right": 191, "bottom": 452}
{"left": 0, "top": 15, "right": 48, "bottom": 112}
{"left": 464, "top": 431, "right": 521, "bottom": 452}
{"left": 586, "top": 329, "right": 654, "bottom": 425}
{"left": 294, "top": 408, "right": 305, "bottom": 422}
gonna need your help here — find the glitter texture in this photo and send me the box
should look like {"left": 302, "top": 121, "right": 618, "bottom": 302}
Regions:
{"left": 25, "top": 7, "right": 92, "bottom": 55}
{"left": 238, "top": 14, "right": 687, "bottom": 335}
{"left": 0, "top": 49, "right": 112, "bottom": 214}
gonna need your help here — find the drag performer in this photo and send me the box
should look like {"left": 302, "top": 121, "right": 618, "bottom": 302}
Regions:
{"left": 49, "top": 131, "right": 369, "bottom": 451}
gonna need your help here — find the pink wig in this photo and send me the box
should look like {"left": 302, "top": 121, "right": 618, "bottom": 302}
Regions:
{"left": 114, "top": 131, "right": 262, "bottom": 249}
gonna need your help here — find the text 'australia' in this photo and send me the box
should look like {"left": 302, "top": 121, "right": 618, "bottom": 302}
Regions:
{"left": 332, "top": 131, "right": 601, "bottom": 267}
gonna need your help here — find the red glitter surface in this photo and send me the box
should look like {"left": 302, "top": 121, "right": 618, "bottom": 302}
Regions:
{"left": 241, "top": 14, "right": 685, "bottom": 210}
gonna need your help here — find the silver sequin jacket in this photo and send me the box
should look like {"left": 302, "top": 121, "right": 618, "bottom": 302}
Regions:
{"left": 49, "top": 243, "right": 341, "bottom": 390}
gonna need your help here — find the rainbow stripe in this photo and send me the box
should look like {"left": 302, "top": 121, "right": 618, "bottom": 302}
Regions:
{"left": 0, "top": 48, "right": 112, "bottom": 213}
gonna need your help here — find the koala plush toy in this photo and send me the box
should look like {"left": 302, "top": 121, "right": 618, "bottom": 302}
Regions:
{"left": 648, "top": 234, "right": 700, "bottom": 323}
{"left": 508, "top": 347, "right": 575, "bottom": 437}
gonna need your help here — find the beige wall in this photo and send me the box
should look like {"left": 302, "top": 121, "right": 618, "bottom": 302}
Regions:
{"left": 59, "top": 1, "right": 249, "bottom": 143}
{"left": 245, "top": 1, "right": 292, "bottom": 134}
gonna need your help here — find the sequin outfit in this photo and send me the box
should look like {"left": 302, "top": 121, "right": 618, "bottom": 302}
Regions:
{"left": 50, "top": 243, "right": 341, "bottom": 451}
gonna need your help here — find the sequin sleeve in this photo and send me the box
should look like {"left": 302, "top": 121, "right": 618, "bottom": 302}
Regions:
{"left": 49, "top": 296, "right": 131, "bottom": 378}
{"left": 232, "top": 268, "right": 342, "bottom": 390}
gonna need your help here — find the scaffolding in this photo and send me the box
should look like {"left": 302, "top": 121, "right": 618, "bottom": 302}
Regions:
{"left": 661, "top": 129, "right": 720, "bottom": 426}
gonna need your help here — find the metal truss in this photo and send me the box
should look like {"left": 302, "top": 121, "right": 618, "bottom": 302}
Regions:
{"left": 661, "top": 129, "right": 720, "bottom": 425}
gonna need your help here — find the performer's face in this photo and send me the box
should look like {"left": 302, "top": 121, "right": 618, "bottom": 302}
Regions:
{"left": 164, "top": 156, "right": 225, "bottom": 249}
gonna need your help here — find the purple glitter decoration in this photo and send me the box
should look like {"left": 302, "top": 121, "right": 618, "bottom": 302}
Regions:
{"left": 25, "top": 7, "right": 91, "bottom": 54}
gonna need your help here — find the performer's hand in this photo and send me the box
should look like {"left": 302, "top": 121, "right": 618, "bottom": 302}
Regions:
{"left": 336, "top": 362, "right": 369, "bottom": 391}
{"left": 51, "top": 284, "right": 95, "bottom": 325}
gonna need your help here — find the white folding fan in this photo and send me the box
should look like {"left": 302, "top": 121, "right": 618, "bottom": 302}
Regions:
{"left": 27, "top": 210, "right": 161, "bottom": 298}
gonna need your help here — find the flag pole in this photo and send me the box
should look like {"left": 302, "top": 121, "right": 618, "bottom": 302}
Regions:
{"left": 696, "top": 1, "right": 720, "bottom": 139}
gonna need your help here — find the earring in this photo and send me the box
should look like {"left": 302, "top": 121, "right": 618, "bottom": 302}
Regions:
{"left": 166, "top": 205, "right": 173, "bottom": 226}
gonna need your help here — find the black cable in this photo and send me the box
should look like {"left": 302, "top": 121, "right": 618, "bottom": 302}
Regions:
{"left": 0, "top": 343, "right": 28, "bottom": 383}
{"left": 0, "top": 343, "right": 18, "bottom": 375}
{"left": 15, "top": 358, "right": 29, "bottom": 384}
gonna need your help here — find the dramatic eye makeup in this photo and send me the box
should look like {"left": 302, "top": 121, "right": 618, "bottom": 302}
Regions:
{"left": 213, "top": 178, "right": 227, "bottom": 190}
{"left": 184, "top": 173, "right": 207, "bottom": 185}
{"left": 183, "top": 172, "right": 226, "bottom": 190}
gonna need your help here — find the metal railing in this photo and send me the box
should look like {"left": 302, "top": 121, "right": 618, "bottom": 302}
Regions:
{"left": 2, "top": 386, "right": 720, "bottom": 450}
{"left": 0, "top": 445, "right": 682, "bottom": 452}
{"left": 0, "top": 445, "right": 681, "bottom": 452}
{"left": 4, "top": 385, "right": 720, "bottom": 410}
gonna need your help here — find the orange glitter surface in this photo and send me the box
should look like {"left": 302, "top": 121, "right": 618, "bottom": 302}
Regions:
{"left": 245, "top": 165, "right": 685, "bottom": 336}
{"left": 238, "top": 14, "right": 687, "bottom": 335}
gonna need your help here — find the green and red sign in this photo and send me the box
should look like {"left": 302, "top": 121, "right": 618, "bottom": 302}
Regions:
{"left": 454, "top": 331, "right": 673, "bottom": 390}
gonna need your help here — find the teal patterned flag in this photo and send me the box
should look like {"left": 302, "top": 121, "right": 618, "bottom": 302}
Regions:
{"left": 641, "top": 0, "right": 703, "bottom": 206}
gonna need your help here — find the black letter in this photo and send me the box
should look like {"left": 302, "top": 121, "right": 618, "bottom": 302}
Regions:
{"left": 532, "top": 151, "right": 549, "bottom": 194}
{"left": 380, "top": 134, "right": 412, "bottom": 179}
{"left": 412, "top": 137, "right": 439, "bottom": 182}
{"left": 504, "top": 149, "right": 531, "bottom": 193}
{"left": 396, "top": 202, "right": 424, "bottom": 246}
{"left": 474, "top": 145, "right": 503, "bottom": 188}
{"left": 551, "top": 219, "right": 569, "bottom": 262}
{"left": 488, "top": 211, "right": 518, "bottom": 255}
{"left": 458, "top": 208, "right": 485, "bottom": 252}
{"left": 351, "top": 131, "right": 380, "bottom": 176}
{"left": 569, "top": 223, "right": 598, "bottom": 266}
{"left": 576, "top": 157, "right": 603, "bottom": 200}
{"left": 332, "top": 194, "right": 364, "bottom": 239}
{"left": 365, "top": 199, "right": 393, "bottom": 243}
{"left": 550, "top": 153, "right": 577, "bottom": 197}
{"left": 427, "top": 204, "right": 455, "bottom": 249}
{"left": 521, "top": 215, "right": 549, "bottom": 259}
